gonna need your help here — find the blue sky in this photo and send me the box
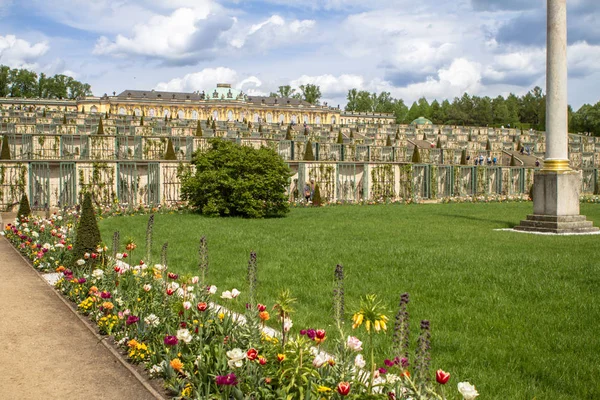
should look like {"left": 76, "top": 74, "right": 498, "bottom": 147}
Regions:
{"left": 0, "top": 0, "right": 598, "bottom": 109}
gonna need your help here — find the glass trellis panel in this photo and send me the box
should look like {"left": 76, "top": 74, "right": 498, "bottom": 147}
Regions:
{"left": 330, "top": 144, "right": 342, "bottom": 161}
{"left": 117, "top": 163, "right": 138, "bottom": 205}
{"left": 370, "top": 164, "right": 396, "bottom": 200}
{"left": 162, "top": 164, "right": 186, "bottom": 204}
{"left": 29, "top": 162, "right": 50, "bottom": 210}
{"left": 147, "top": 163, "right": 160, "bottom": 205}
{"left": 32, "top": 135, "right": 61, "bottom": 159}
{"left": 278, "top": 140, "right": 293, "bottom": 160}
{"left": 454, "top": 166, "right": 474, "bottom": 196}
{"left": 60, "top": 135, "right": 76, "bottom": 159}
{"left": 487, "top": 167, "right": 502, "bottom": 194}
{"left": 307, "top": 163, "right": 336, "bottom": 201}
{"left": 412, "top": 165, "right": 430, "bottom": 199}
{"left": 17, "top": 134, "right": 32, "bottom": 160}
{"left": 336, "top": 163, "right": 359, "bottom": 202}
{"left": 59, "top": 163, "right": 77, "bottom": 207}
{"left": 79, "top": 136, "right": 90, "bottom": 160}
{"left": 356, "top": 145, "right": 369, "bottom": 161}
{"left": 436, "top": 165, "right": 453, "bottom": 197}
{"left": 581, "top": 169, "right": 596, "bottom": 194}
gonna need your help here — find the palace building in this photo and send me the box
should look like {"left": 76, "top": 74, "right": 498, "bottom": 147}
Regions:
{"left": 69, "top": 83, "right": 395, "bottom": 126}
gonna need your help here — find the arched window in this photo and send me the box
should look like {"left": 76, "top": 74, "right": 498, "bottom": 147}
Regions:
{"left": 315, "top": 116, "right": 321, "bottom": 124}
{"left": 227, "top": 110, "right": 233, "bottom": 121}
{"left": 253, "top": 113, "right": 259, "bottom": 123}
{"left": 149, "top": 108, "right": 155, "bottom": 117}
{"left": 90, "top": 106, "right": 98, "bottom": 114}
{"left": 266, "top": 113, "right": 273, "bottom": 123}
{"left": 303, "top": 115, "right": 309, "bottom": 124}
{"left": 163, "top": 109, "right": 170, "bottom": 117}
{"left": 118, "top": 107, "right": 126, "bottom": 115}
{"left": 291, "top": 115, "right": 297, "bottom": 124}
{"left": 134, "top": 108, "right": 141, "bottom": 116}
{"left": 177, "top": 110, "right": 184, "bottom": 119}
{"left": 279, "top": 114, "right": 285, "bottom": 123}
{"left": 331, "top": 117, "right": 337, "bottom": 124}
{"left": 213, "top": 110, "right": 219, "bottom": 120}
{"left": 240, "top": 112, "right": 245, "bottom": 121}
{"left": 192, "top": 110, "right": 198, "bottom": 120}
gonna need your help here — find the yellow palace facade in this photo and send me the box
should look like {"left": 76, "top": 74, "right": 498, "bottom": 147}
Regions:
{"left": 72, "top": 83, "right": 395, "bottom": 126}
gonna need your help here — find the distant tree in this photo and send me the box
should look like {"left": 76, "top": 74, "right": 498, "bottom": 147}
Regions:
{"left": 0, "top": 135, "right": 11, "bottom": 160}
{"left": 411, "top": 147, "right": 421, "bottom": 163}
{"left": 73, "top": 192, "right": 101, "bottom": 264}
{"left": 196, "top": 120, "right": 203, "bottom": 137}
{"left": 164, "top": 138, "right": 177, "bottom": 160}
{"left": 460, "top": 149, "right": 467, "bottom": 165}
{"left": 312, "top": 183, "right": 322, "bottom": 206}
{"left": 278, "top": 85, "right": 296, "bottom": 98}
{"left": 17, "top": 193, "right": 31, "bottom": 217}
{"left": 304, "top": 140, "right": 315, "bottom": 161}
{"left": 299, "top": 84, "right": 321, "bottom": 105}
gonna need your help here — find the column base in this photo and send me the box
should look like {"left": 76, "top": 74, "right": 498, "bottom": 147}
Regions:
{"left": 514, "top": 214, "right": 599, "bottom": 233}
{"left": 514, "top": 170, "right": 598, "bottom": 233}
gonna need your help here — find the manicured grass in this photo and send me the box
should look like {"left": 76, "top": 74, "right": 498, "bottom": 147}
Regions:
{"left": 99, "top": 203, "right": 600, "bottom": 399}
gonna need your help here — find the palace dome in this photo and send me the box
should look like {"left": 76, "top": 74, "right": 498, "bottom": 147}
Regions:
{"left": 410, "top": 116, "right": 433, "bottom": 126}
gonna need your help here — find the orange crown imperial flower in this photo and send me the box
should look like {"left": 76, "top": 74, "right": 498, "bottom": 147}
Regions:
{"left": 170, "top": 358, "right": 184, "bottom": 372}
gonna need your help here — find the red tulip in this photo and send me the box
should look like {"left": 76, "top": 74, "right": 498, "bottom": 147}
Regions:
{"left": 257, "top": 303, "right": 267, "bottom": 312}
{"left": 436, "top": 369, "right": 450, "bottom": 385}
{"left": 197, "top": 302, "right": 208, "bottom": 311}
{"left": 337, "top": 382, "right": 350, "bottom": 396}
{"left": 247, "top": 348, "right": 258, "bottom": 361}
{"left": 258, "top": 356, "right": 267, "bottom": 365}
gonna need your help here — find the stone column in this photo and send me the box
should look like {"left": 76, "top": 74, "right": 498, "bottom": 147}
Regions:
{"left": 515, "top": 0, "right": 598, "bottom": 233}
{"left": 544, "top": 0, "right": 569, "bottom": 172}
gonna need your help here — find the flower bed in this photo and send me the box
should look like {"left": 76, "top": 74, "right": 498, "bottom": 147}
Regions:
{"left": 3, "top": 212, "right": 479, "bottom": 399}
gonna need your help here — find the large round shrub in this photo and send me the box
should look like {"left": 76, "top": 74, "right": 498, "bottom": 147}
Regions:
{"left": 181, "top": 139, "right": 291, "bottom": 218}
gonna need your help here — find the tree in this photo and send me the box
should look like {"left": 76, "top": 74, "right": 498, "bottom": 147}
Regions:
{"left": 460, "top": 149, "right": 467, "bottom": 165}
{"left": 337, "top": 131, "right": 344, "bottom": 144}
{"left": 0, "top": 65, "right": 9, "bottom": 97}
{"left": 97, "top": 118, "right": 104, "bottom": 135}
{"left": 62, "top": 114, "right": 67, "bottom": 125}
{"left": 181, "top": 139, "right": 291, "bottom": 218}
{"left": 164, "top": 138, "right": 177, "bottom": 160}
{"left": 17, "top": 193, "right": 31, "bottom": 217}
{"left": 196, "top": 120, "right": 203, "bottom": 137}
{"left": 386, "top": 135, "right": 392, "bottom": 147}
{"left": 285, "top": 125, "right": 293, "bottom": 140}
{"left": 345, "top": 89, "right": 358, "bottom": 111}
{"left": 299, "top": 84, "right": 321, "bottom": 105}
{"left": 278, "top": 85, "right": 296, "bottom": 98}
{"left": 312, "top": 184, "right": 322, "bottom": 206}
{"left": 411, "top": 147, "right": 421, "bottom": 163}
{"left": 211, "top": 120, "right": 217, "bottom": 130}
{"left": 0, "top": 135, "right": 10, "bottom": 160}
{"left": 436, "top": 136, "right": 442, "bottom": 149}
{"left": 304, "top": 141, "right": 315, "bottom": 161}
{"left": 73, "top": 192, "right": 101, "bottom": 264}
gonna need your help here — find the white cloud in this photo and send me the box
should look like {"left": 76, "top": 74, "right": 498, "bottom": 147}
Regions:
{"left": 290, "top": 74, "right": 366, "bottom": 97}
{"left": 0, "top": 35, "right": 49, "bottom": 68}
{"left": 228, "top": 14, "right": 316, "bottom": 51}
{"left": 155, "top": 67, "right": 240, "bottom": 92}
{"left": 93, "top": 4, "right": 233, "bottom": 65}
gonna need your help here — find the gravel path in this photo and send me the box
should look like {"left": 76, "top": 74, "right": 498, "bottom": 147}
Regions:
{"left": 0, "top": 237, "right": 161, "bottom": 400}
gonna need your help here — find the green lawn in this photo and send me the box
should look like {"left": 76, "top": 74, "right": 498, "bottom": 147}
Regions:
{"left": 98, "top": 203, "right": 600, "bottom": 399}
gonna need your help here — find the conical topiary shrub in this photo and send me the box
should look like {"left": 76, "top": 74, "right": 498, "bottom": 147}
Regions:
{"left": 386, "top": 135, "right": 392, "bottom": 147}
{"left": 164, "top": 138, "right": 177, "bottom": 160}
{"left": 63, "top": 114, "right": 67, "bottom": 125}
{"left": 196, "top": 120, "right": 203, "bottom": 137}
{"left": 42, "top": 109, "right": 46, "bottom": 118}
{"left": 73, "top": 192, "right": 101, "bottom": 264}
{"left": 140, "top": 116, "right": 144, "bottom": 126}
{"left": 468, "top": 132, "right": 472, "bottom": 142}
{"left": 304, "top": 141, "right": 315, "bottom": 161}
{"left": 312, "top": 183, "right": 322, "bottom": 206}
{"left": 211, "top": 120, "right": 217, "bottom": 130}
{"left": 17, "top": 193, "right": 31, "bottom": 217}
{"left": 460, "top": 149, "right": 467, "bottom": 165}
{"left": 285, "top": 125, "right": 293, "bottom": 140}
{"left": 0, "top": 135, "right": 11, "bottom": 160}
{"left": 411, "top": 147, "right": 421, "bottom": 163}
{"left": 97, "top": 118, "right": 104, "bottom": 135}
{"left": 436, "top": 137, "right": 442, "bottom": 149}
{"left": 337, "top": 131, "right": 344, "bottom": 144}
{"left": 486, "top": 139, "right": 491, "bottom": 151}
{"left": 510, "top": 154, "right": 517, "bottom": 166}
